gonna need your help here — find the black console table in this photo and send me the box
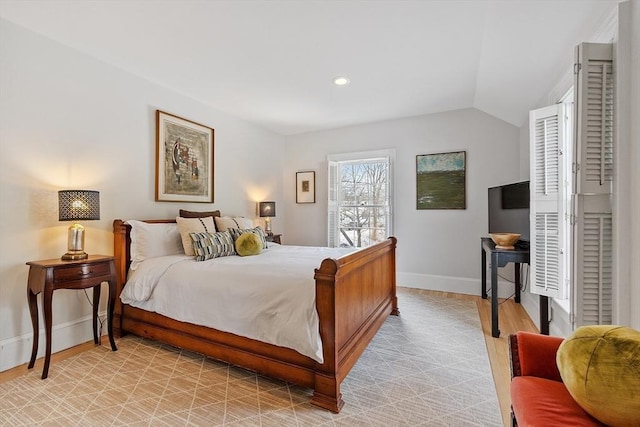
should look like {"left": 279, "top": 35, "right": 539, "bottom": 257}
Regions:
{"left": 481, "top": 237, "right": 549, "bottom": 338}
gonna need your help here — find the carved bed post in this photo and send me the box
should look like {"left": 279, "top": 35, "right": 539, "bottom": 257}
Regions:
{"left": 312, "top": 259, "right": 343, "bottom": 413}
{"left": 112, "top": 220, "right": 129, "bottom": 338}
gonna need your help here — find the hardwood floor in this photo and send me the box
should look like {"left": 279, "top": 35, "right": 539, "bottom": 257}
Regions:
{"left": 0, "top": 340, "right": 100, "bottom": 383}
{"left": 0, "top": 291, "right": 537, "bottom": 427}
{"left": 425, "top": 290, "right": 538, "bottom": 427}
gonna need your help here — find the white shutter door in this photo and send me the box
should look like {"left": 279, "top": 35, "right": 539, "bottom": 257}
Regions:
{"left": 574, "top": 43, "right": 614, "bottom": 195}
{"left": 327, "top": 161, "right": 339, "bottom": 247}
{"left": 529, "top": 104, "right": 568, "bottom": 299}
{"left": 572, "top": 42, "right": 614, "bottom": 327}
{"left": 573, "top": 195, "right": 613, "bottom": 325}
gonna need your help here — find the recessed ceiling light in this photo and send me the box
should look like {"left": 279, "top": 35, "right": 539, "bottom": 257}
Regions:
{"left": 333, "top": 76, "right": 350, "bottom": 86}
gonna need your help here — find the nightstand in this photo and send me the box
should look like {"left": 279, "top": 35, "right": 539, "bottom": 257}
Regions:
{"left": 266, "top": 234, "right": 282, "bottom": 244}
{"left": 26, "top": 255, "right": 118, "bottom": 379}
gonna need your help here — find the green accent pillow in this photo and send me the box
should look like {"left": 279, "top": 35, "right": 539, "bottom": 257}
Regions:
{"left": 556, "top": 325, "right": 640, "bottom": 427}
{"left": 235, "top": 232, "right": 263, "bottom": 257}
{"left": 229, "top": 226, "right": 268, "bottom": 249}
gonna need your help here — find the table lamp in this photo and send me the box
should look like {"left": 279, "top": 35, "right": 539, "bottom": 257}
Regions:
{"left": 259, "top": 201, "right": 276, "bottom": 236}
{"left": 58, "top": 190, "right": 100, "bottom": 260}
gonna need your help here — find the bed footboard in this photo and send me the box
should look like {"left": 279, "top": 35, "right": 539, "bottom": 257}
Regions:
{"left": 312, "top": 237, "right": 398, "bottom": 412}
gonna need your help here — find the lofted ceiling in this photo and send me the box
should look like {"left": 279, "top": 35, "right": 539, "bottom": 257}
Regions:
{"left": 0, "top": 0, "right": 620, "bottom": 135}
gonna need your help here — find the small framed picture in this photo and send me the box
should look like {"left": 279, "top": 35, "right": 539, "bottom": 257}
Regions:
{"left": 156, "top": 110, "right": 214, "bottom": 203}
{"left": 296, "top": 171, "right": 316, "bottom": 204}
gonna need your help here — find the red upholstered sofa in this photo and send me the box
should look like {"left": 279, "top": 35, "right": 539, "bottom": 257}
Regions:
{"left": 508, "top": 331, "right": 605, "bottom": 427}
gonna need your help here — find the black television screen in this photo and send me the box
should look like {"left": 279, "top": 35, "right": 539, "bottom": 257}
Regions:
{"left": 488, "top": 181, "right": 530, "bottom": 242}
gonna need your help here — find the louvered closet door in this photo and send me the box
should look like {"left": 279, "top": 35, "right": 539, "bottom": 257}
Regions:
{"left": 530, "top": 104, "right": 568, "bottom": 299}
{"left": 574, "top": 43, "right": 614, "bottom": 195}
{"left": 574, "top": 195, "right": 613, "bottom": 325}
{"left": 572, "top": 42, "right": 614, "bottom": 327}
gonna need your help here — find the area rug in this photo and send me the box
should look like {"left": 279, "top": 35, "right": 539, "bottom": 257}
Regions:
{"left": 0, "top": 288, "right": 501, "bottom": 426}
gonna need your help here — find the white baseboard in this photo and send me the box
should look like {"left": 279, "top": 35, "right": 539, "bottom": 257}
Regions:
{"left": 519, "top": 291, "right": 573, "bottom": 338}
{"left": 520, "top": 291, "right": 541, "bottom": 330}
{"left": 398, "top": 271, "right": 517, "bottom": 299}
{"left": 549, "top": 301, "right": 572, "bottom": 338}
{"left": 0, "top": 311, "right": 107, "bottom": 372}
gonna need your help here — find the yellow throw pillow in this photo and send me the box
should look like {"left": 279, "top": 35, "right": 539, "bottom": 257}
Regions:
{"left": 235, "top": 232, "right": 263, "bottom": 257}
{"left": 556, "top": 325, "right": 640, "bottom": 427}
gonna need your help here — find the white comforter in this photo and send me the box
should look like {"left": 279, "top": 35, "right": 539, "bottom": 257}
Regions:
{"left": 120, "top": 243, "right": 354, "bottom": 363}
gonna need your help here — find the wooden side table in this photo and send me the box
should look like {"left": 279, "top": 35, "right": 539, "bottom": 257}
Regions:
{"left": 266, "top": 234, "right": 282, "bottom": 244}
{"left": 26, "top": 255, "right": 118, "bottom": 379}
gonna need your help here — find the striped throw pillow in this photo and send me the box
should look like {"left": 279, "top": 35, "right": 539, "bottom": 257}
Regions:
{"left": 189, "top": 231, "right": 236, "bottom": 261}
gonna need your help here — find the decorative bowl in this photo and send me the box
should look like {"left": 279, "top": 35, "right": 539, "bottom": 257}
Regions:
{"left": 489, "top": 233, "right": 521, "bottom": 250}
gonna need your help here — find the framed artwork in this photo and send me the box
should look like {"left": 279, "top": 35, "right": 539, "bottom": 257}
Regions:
{"left": 296, "top": 171, "right": 316, "bottom": 204}
{"left": 156, "top": 110, "right": 214, "bottom": 203}
{"left": 416, "top": 151, "right": 466, "bottom": 209}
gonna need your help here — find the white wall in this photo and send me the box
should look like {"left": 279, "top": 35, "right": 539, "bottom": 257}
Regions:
{"left": 615, "top": 0, "right": 640, "bottom": 330}
{"left": 283, "top": 109, "right": 521, "bottom": 295}
{"left": 0, "top": 19, "right": 285, "bottom": 371}
{"left": 632, "top": 0, "right": 640, "bottom": 330}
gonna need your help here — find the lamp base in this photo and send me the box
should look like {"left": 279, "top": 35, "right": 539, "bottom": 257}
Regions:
{"left": 61, "top": 251, "right": 88, "bottom": 261}
{"left": 265, "top": 217, "right": 273, "bottom": 236}
{"left": 63, "top": 223, "right": 87, "bottom": 260}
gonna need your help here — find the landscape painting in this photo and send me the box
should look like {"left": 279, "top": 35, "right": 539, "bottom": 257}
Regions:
{"left": 416, "top": 151, "right": 466, "bottom": 209}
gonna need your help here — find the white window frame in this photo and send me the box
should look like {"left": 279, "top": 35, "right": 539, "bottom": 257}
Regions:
{"left": 327, "top": 149, "right": 395, "bottom": 248}
{"left": 556, "top": 88, "right": 574, "bottom": 314}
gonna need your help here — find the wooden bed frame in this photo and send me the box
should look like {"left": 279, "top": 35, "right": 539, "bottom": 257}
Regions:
{"left": 112, "top": 219, "right": 398, "bottom": 412}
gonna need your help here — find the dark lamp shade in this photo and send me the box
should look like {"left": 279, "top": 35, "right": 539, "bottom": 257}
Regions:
{"left": 58, "top": 190, "right": 100, "bottom": 221}
{"left": 259, "top": 201, "right": 276, "bottom": 218}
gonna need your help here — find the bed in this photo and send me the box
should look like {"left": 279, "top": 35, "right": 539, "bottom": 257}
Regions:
{"left": 112, "top": 218, "right": 398, "bottom": 413}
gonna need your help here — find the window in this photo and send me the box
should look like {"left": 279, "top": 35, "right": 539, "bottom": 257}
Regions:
{"left": 327, "top": 150, "right": 394, "bottom": 248}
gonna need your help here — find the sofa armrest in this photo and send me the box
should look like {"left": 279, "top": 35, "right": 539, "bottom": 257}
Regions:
{"left": 509, "top": 331, "right": 564, "bottom": 382}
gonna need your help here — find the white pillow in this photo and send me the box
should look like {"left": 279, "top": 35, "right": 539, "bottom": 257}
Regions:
{"left": 214, "top": 216, "right": 254, "bottom": 232}
{"left": 127, "top": 220, "right": 183, "bottom": 270}
{"left": 176, "top": 216, "right": 216, "bottom": 256}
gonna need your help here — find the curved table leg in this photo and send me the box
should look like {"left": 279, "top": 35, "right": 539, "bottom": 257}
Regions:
{"left": 107, "top": 279, "right": 117, "bottom": 351}
{"left": 27, "top": 288, "right": 39, "bottom": 369}
{"left": 42, "top": 286, "right": 54, "bottom": 379}
{"left": 92, "top": 285, "right": 101, "bottom": 344}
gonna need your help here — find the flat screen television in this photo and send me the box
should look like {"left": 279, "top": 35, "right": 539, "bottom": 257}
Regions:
{"left": 488, "top": 181, "right": 530, "bottom": 243}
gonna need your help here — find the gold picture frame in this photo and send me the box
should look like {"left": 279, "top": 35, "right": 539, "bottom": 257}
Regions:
{"left": 156, "top": 110, "right": 214, "bottom": 203}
